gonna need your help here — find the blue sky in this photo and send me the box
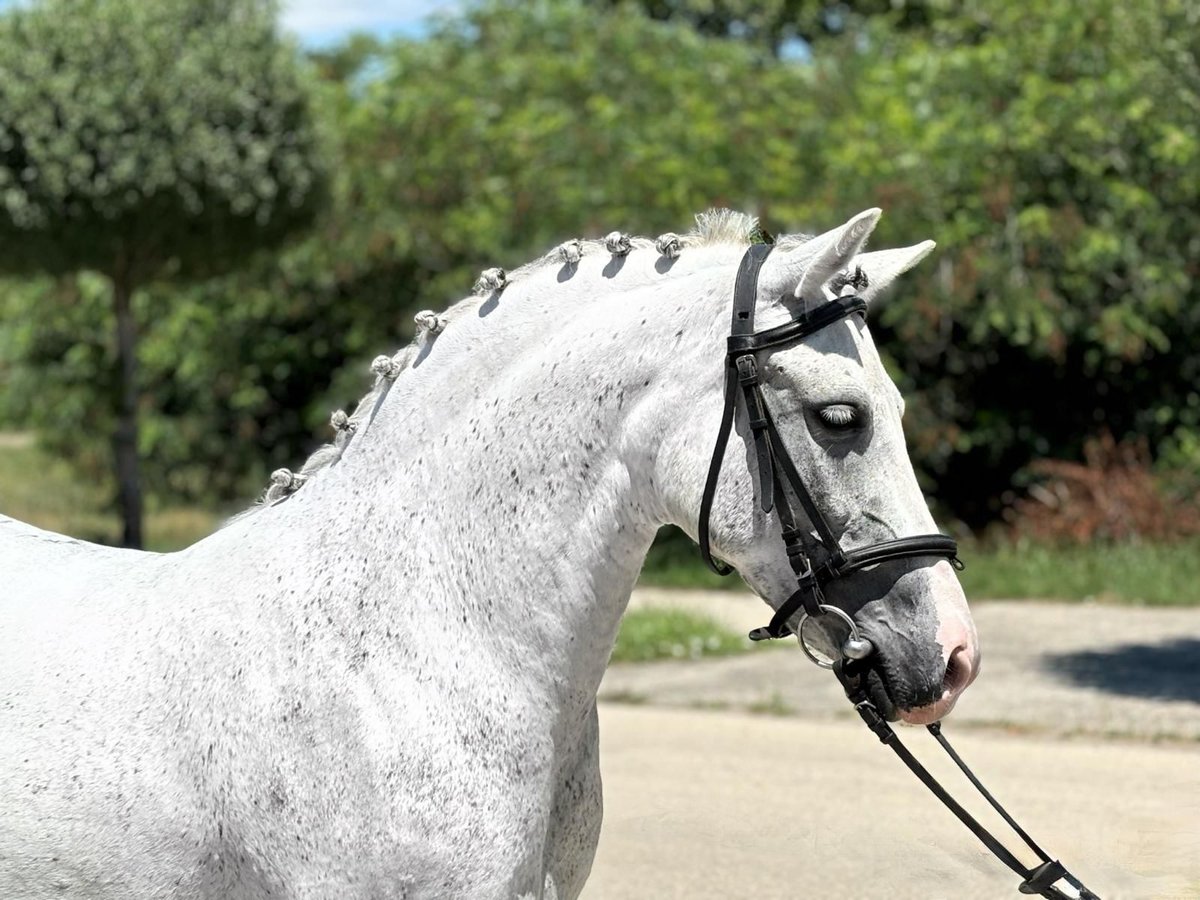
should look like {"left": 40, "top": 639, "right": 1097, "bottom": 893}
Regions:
{"left": 0, "top": 0, "right": 461, "bottom": 46}
{"left": 278, "top": 0, "right": 459, "bottom": 46}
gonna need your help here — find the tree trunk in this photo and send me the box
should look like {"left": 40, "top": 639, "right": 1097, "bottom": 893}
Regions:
{"left": 112, "top": 272, "right": 143, "bottom": 549}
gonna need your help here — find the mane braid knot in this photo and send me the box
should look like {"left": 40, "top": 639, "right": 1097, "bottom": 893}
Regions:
{"left": 371, "top": 355, "right": 404, "bottom": 380}
{"left": 830, "top": 265, "right": 870, "bottom": 296}
{"left": 655, "top": 233, "right": 682, "bottom": 259}
{"left": 473, "top": 267, "right": 507, "bottom": 295}
{"left": 414, "top": 309, "right": 446, "bottom": 336}
{"left": 266, "top": 467, "right": 306, "bottom": 501}
{"left": 604, "top": 231, "right": 632, "bottom": 256}
{"left": 557, "top": 239, "right": 584, "bottom": 265}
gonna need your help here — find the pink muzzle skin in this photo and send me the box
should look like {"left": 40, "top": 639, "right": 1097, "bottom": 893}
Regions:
{"left": 897, "top": 613, "right": 980, "bottom": 725}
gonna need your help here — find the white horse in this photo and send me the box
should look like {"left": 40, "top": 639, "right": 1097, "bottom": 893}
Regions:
{"left": 0, "top": 209, "right": 978, "bottom": 899}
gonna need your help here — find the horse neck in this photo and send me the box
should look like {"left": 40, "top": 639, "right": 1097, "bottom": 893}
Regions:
{"left": 221, "top": 249, "right": 737, "bottom": 719}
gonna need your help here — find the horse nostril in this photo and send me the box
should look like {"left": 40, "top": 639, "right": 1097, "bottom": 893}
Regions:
{"left": 897, "top": 641, "right": 976, "bottom": 725}
{"left": 943, "top": 645, "right": 970, "bottom": 695}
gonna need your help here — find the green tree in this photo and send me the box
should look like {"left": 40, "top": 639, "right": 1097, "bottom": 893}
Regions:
{"left": 592, "top": 0, "right": 949, "bottom": 53}
{"left": 13, "top": 0, "right": 1193, "bottom": 539}
{"left": 793, "top": 0, "right": 1200, "bottom": 524}
{"left": 4, "top": 0, "right": 829, "bottom": 515}
{"left": 353, "top": 0, "right": 823, "bottom": 298}
{"left": 0, "top": 0, "right": 328, "bottom": 546}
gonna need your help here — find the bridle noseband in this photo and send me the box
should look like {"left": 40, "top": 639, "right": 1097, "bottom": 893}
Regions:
{"left": 697, "top": 242, "right": 960, "bottom": 655}
{"left": 693, "top": 243, "right": 1100, "bottom": 900}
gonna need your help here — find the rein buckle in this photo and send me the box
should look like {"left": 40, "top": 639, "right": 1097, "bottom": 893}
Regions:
{"left": 734, "top": 354, "right": 758, "bottom": 385}
{"left": 1018, "top": 861, "right": 1071, "bottom": 896}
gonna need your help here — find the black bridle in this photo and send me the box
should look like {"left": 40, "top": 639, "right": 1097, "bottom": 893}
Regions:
{"left": 698, "top": 242, "right": 960, "bottom": 645}
{"left": 696, "top": 243, "right": 1099, "bottom": 900}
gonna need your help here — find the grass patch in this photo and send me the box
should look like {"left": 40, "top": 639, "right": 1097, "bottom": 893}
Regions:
{"left": 610, "top": 608, "right": 754, "bottom": 663}
{"left": 637, "top": 554, "right": 742, "bottom": 591}
{"left": 638, "top": 526, "right": 743, "bottom": 591}
{"left": 687, "top": 699, "right": 732, "bottom": 712}
{"left": 955, "top": 538, "right": 1200, "bottom": 606}
{"left": 0, "top": 435, "right": 219, "bottom": 551}
{"left": 639, "top": 526, "right": 1200, "bottom": 606}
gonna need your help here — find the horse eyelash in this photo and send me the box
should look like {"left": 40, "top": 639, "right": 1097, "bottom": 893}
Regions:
{"left": 819, "top": 405, "right": 858, "bottom": 428}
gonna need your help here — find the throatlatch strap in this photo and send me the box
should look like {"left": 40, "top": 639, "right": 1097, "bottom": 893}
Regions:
{"left": 698, "top": 363, "right": 742, "bottom": 575}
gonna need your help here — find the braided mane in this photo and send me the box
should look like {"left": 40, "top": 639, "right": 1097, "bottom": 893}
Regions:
{"left": 242, "top": 209, "right": 810, "bottom": 514}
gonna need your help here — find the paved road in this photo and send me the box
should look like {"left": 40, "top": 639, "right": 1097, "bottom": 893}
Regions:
{"left": 585, "top": 705, "right": 1200, "bottom": 900}
{"left": 601, "top": 589, "right": 1200, "bottom": 742}
{"left": 584, "top": 589, "right": 1200, "bottom": 899}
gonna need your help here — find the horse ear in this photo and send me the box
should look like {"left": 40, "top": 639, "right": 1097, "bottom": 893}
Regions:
{"left": 760, "top": 208, "right": 882, "bottom": 301}
{"left": 853, "top": 241, "right": 936, "bottom": 303}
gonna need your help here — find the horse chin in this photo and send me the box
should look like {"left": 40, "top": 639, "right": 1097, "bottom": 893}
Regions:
{"left": 896, "top": 701, "right": 951, "bottom": 727}
{"left": 863, "top": 659, "right": 950, "bottom": 725}
{"left": 862, "top": 667, "right": 899, "bottom": 722}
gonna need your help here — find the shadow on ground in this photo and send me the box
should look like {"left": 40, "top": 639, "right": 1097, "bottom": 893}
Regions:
{"left": 1043, "top": 638, "right": 1200, "bottom": 703}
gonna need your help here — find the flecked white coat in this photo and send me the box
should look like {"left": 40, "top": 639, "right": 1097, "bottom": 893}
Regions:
{"left": 0, "top": 210, "right": 977, "bottom": 899}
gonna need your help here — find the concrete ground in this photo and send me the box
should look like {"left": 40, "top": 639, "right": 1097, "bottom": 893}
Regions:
{"left": 601, "top": 589, "right": 1200, "bottom": 742}
{"left": 583, "top": 589, "right": 1200, "bottom": 899}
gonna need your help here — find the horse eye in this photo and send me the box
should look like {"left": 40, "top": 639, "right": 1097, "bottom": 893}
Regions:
{"left": 818, "top": 404, "right": 858, "bottom": 428}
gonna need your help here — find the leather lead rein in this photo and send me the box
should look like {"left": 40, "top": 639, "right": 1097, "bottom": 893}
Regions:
{"left": 695, "top": 244, "right": 1100, "bottom": 899}
{"left": 838, "top": 657, "right": 1100, "bottom": 900}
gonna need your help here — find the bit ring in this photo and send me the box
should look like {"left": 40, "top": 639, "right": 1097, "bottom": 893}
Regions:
{"left": 797, "top": 604, "right": 872, "bottom": 669}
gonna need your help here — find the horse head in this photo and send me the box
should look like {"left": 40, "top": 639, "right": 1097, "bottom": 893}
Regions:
{"left": 660, "top": 209, "right": 979, "bottom": 724}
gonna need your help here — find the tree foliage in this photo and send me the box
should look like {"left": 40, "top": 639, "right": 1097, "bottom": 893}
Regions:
{"left": 3, "top": 0, "right": 1198, "bottom": 538}
{"left": 0, "top": 0, "right": 328, "bottom": 544}
{"left": 0, "top": 0, "right": 326, "bottom": 283}
{"left": 789, "top": 0, "right": 1200, "bottom": 523}
{"left": 592, "top": 0, "right": 946, "bottom": 52}
{"left": 351, "top": 0, "right": 823, "bottom": 299}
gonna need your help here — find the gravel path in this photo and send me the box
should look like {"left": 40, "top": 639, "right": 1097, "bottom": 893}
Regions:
{"left": 585, "top": 704, "right": 1200, "bottom": 899}
{"left": 584, "top": 589, "right": 1200, "bottom": 898}
{"left": 600, "top": 588, "right": 1200, "bottom": 742}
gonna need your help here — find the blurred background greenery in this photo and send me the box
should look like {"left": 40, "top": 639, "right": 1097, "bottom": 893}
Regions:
{"left": 1, "top": 0, "right": 1198, "bottom": 602}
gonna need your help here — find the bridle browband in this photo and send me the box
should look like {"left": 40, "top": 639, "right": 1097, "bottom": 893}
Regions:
{"left": 697, "top": 242, "right": 960, "bottom": 645}
{"left": 694, "top": 243, "right": 1099, "bottom": 900}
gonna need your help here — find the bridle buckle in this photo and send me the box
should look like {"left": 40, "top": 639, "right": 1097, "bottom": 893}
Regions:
{"left": 734, "top": 354, "right": 758, "bottom": 384}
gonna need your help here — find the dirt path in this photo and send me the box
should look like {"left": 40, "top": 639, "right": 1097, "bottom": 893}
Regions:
{"left": 0, "top": 432, "right": 33, "bottom": 449}
{"left": 602, "top": 589, "right": 1200, "bottom": 742}
{"left": 585, "top": 704, "right": 1200, "bottom": 900}
{"left": 584, "top": 589, "right": 1200, "bottom": 898}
